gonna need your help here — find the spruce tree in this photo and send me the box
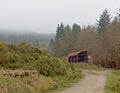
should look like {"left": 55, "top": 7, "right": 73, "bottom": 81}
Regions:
{"left": 58, "top": 25, "right": 72, "bottom": 56}
{"left": 97, "top": 9, "right": 111, "bottom": 32}
{"left": 72, "top": 24, "right": 81, "bottom": 38}
{"left": 53, "top": 23, "right": 65, "bottom": 56}
{"left": 55, "top": 23, "right": 64, "bottom": 42}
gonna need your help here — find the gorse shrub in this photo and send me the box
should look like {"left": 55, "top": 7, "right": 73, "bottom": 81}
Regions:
{"left": 0, "top": 42, "right": 83, "bottom": 93}
{"left": 0, "top": 42, "right": 70, "bottom": 76}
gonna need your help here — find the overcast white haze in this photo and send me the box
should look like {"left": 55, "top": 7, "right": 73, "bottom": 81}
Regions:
{"left": 0, "top": 0, "right": 120, "bottom": 33}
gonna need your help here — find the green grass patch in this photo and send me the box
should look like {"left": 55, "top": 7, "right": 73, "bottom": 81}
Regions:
{"left": 0, "top": 74, "right": 61, "bottom": 93}
{"left": 104, "top": 72, "right": 120, "bottom": 93}
{"left": 73, "top": 63, "right": 106, "bottom": 71}
{"left": 47, "top": 70, "right": 84, "bottom": 93}
{"left": 113, "top": 70, "right": 120, "bottom": 75}
{"left": 0, "top": 70, "right": 83, "bottom": 93}
{"left": 56, "top": 76, "right": 83, "bottom": 90}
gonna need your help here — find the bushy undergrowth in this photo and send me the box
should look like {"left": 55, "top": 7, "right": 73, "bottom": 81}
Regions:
{"left": 0, "top": 42, "right": 83, "bottom": 93}
{"left": 0, "top": 42, "right": 69, "bottom": 76}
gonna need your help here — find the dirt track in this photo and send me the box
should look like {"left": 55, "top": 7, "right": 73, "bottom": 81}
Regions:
{"left": 56, "top": 69, "right": 111, "bottom": 93}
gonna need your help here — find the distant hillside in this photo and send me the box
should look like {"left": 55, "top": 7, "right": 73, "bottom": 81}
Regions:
{"left": 0, "top": 30, "right": 55, "bottom": 49}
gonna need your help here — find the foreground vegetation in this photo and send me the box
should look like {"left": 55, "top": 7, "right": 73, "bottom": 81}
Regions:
{"left": 0, "top": 41, "right": 68, "bottom": 76}
{"left": 73, "top": 63, "right": 106, "bottom": 71}
{"left": 0, "top": 70, "right": 83, "bottom": 93}
{"left": 104, "top": 70, "right": 120, "bottom": 93}
{"left": 0, "top": 42, "right": 83, "bottom": 93}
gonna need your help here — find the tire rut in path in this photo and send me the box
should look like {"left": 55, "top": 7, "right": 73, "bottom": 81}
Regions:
{"left": 56, "top": 70, "right": 110, "bottom": 93}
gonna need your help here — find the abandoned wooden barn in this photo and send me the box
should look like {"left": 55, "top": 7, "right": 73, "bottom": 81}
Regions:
{"left": 67, "top": 51, "right": 93, "bottom": 64}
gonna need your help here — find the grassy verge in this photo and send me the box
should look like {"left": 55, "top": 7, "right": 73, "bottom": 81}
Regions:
{"left": 72, "top": 63, "right": 106, "bottom": 71}
{"left": 49, "top": 71, "right": 84, "bottom": 93}
{"left": 0, "top": 70, "right": 83, "bottom": 93}
{"left": 0, "top": 74, "right": 60, "bottom": 93}
{"left": 113, "top": 70, "right": 120, "bottom": 75}
{"left": 104, "top": 70, "right": 120, "bottom": 93}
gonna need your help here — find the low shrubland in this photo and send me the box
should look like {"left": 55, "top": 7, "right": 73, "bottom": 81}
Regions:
{"left": 0, "top": 42, "right": 83, "bottom": 93}
{"left": 0, "top": 42, "right": 68, "bottom": 76}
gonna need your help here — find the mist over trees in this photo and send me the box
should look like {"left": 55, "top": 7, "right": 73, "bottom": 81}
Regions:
{"left": 0, "top": 31, "right": 55, "bottom": 48}
{"left": 49, "top": 9, "right": 120, "bottom": 69}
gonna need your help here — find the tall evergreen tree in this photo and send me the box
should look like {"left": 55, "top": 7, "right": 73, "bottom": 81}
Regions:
{"left": 58, "top": 25, "right": 72, "bottom": 56}
{"left": 53, "top": 23, "right": 65, "bottom": 56}
{"left": 97, "top": 9, "right": 111, "bottom": 32}
{"left": 55, "top": 23, "right": 64, "bottom": 42}
{"left": 72, "top": 24, "right": 81, "bottom": 39}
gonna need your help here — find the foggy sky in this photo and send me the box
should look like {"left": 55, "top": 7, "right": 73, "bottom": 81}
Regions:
{"left": 0, "top": 0, "right": 120, "bottom": 33}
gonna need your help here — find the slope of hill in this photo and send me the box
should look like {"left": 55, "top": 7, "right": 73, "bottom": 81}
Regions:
{"left": 0, "top": 42, "right": 83, "bottom": 93}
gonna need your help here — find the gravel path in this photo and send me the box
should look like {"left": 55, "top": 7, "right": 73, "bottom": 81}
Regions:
{"left": 56, "top": 69, "right": 111, "bottom": 93}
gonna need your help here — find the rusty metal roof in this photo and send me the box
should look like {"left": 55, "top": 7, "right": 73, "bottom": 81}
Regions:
{"left": 67, "top": 50, "right": 87, "bottom": 57}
